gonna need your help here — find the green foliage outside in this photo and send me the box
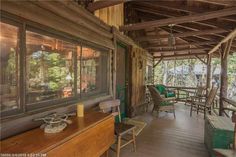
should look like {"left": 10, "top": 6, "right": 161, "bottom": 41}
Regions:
{"left": 154, "top": 53, "right": 236, "bottom": 100}
{"left": 28, "top": 51, "right": 72, "bottom": 91}
{"left": 154, "top": 58, "right": 203, "bottom": 87}
{"left": 6, "top": 48, "right": 17, "bottom": 85}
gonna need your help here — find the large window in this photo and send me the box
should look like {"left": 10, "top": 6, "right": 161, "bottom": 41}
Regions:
{"left": 0, "top": 22, "right": 19, "bottom": 112}
{"left": 26, "top": 31, "right": 76, "bottom": 104}
{"left": 81, "top": 47, "right": 109, "bottom": 96}
{"left": 0, "top": 19, "right": 110, "bottom": 117}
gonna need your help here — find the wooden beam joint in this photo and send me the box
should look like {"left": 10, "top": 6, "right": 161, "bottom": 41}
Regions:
{"left": 195, "top": 55, "right": 207, "bottom": 65}
{"left": 153, "top": 57, "right": 163, "bottom": 68}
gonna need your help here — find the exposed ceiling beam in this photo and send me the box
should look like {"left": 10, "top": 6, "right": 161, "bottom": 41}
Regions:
{"left": 196, "top": 0, "right": 236, "bottom": 6}
{"left": 146, "top": 41, "right": 218, "bottom": 49}
{"left": 87, "top": 0, "right": 127, "bottom": 12}
{"left": 145, "top": 1, "right": 236, "bottom": 22}
{"left": 154, "top": 52, "right": 208, "bottom": 58}
{"left": 209, "top": 28, "right": 236, "bottom": 54}
{"left": 137, "top": 28, "right": 228, "bottom": 42}
{"left": 134, "top": 5, "right": 216, "bottom": 30}
{"left": 137, "top": 13, "right": 220, "bottom": 49}
{"left": 151, "top": 47, "right": 210, "bottom": 53}
{"left": 195, "top": 55, "right": 207, "bottom": 65}
{"left": 136, "top": 7, "right": 236, "bottom": 33}
{"left": 120, "top": 7, "right": 236, "bottom": 31}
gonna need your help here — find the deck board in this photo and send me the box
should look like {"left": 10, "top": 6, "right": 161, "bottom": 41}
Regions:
{"left": 110, "top": 103, "right": 209, "bottom": 157}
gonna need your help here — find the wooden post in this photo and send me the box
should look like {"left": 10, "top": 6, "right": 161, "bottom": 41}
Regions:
{"left": 152, "top": 57, "right": 155, "bottom": 85}
{"left": 112, "top": 27, "right": 117, "bottom": 99}
{"left": 206, "top": 54, "right": 212, "bottom": 94}
{"left": 219, "top": 38, "right": 233, "bottom": 115}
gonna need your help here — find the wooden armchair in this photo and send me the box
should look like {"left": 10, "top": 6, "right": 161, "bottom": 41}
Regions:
{"left": 190, "top": 86, "right": 218, "bottom": 119}
{"left": 214, "top": 114, "right": 236, "bottom": 157}
{"left": 185, "top": 86, "right": 205, "bottom": 105}
{"left": 99, "top": 99, "right": 136, "bottom": 157}
{"left": 148, "top": 85, "right": 176, "bottom": 118}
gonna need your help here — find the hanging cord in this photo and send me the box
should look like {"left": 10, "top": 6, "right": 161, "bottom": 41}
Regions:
{"left": 168, "top": 24, "right": 175, "bottom": 47}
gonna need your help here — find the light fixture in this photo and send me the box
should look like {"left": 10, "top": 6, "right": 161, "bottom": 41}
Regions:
{"left": 168, "top": 24, "right": 175, "bottom": 47}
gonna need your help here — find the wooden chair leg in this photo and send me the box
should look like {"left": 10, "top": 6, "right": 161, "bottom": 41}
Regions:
{"left": 152, "top": 105, "right": 155, "bottom": 113}
{"left": 184, "top": 99, "right": 187, "bottom": 106}
{"left": 204, "top": 108, "right": 206, "bottom": 119}
{"left": 132, "top": 129, "right": 136, "bottom": 152}
{"left": 173, "top": 109, "right": 176, "bottom": 118}
{"left": 190, "top": 104, "right": 193, "bottom": 117}
{"left": 197, "top": 105, "right": 199, "bottom": 115}
{"left": 117, "top": 135, "right": 121, "bottom": 157}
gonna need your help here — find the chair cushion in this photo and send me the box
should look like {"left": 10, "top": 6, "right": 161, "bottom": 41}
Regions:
{"left": 155, "top": 84, "right": 166, "bottom": 95}
{"left": 166, "top": 92, "right": 175, "bottom": 98}
{"left": 160, "top": 101, "right": 174, "bottom": 106}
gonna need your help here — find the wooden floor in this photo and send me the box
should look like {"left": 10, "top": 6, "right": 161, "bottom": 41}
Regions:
{"left": 110, "top": 103, "right": 209, "bottom": 157}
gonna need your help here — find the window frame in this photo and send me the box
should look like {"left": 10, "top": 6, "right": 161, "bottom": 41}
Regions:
{"left": 80, "top": 43, "right": 110, "bottom": 98}
{"left": 0, "top": 17, "right": 24, "bottom": 117}
{"left": 0, "top": 13, "right": 111, "bottom": 119}
{"left": 25, "top": 26, "right": 79, "bottom": 111}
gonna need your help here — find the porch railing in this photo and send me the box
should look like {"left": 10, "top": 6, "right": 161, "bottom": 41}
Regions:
{"left": 165, "top": 86, "right": 236, "bottom": 118}
{"left": 221, "top": 97, "right": 236, "bottom": 117}
{"left": 166, "top": 86, "right": 198, "bottom": 101}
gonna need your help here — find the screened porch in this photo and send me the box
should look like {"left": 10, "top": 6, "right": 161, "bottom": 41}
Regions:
{"left": 1, "top": 1, "right": 236, "bottom": 157}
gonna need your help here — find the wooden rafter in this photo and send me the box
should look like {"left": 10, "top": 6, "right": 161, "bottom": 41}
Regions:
{"left": 153, "top": 57, "right": 163, "bottom": 68}
{"left": 87, "top": 0, "right": 127, "bottom": 12}
{"left": 208, "top": 28, "right": 236, "bottom": 54}
{"left": 154, "top": 52, "right": 208, "bottom": 58}
{"left": 120, "top": 7, "right": 236, "bottom": 31}
{"left": 137, "top": 28, "right": 228, "bottom": 42}
{"left": 195, "top": 55, "right": 207, "bottom": 65}
{"left": 143, "top": 1, "right": 236, "bottom": 23}
{"left": 146, "top": 41, "right": 218, "bottom": 49}
{"left": 196, "top": 0, "right": 236, "bottom": 6}
{"left": 134, "top": 4, "right": 226, "bottom": 30}
{"left": 137, "top": 10, "right": 235, "bottom": 40}
{"left": 223, "top": 37, "right": 234, "bottom": 58}
{"left": 134, "top": 5, "right": 236, "bottom": 50}
{"left": 134, "top": 2, "right": 236, "bottom": 31}
{"left": 150, "top": 47, "right": 209, "bottom": 53}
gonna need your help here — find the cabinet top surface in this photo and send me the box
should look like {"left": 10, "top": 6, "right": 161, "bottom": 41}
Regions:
{"left": 0, "top": 111, "right": 112, "bottom": 153}
{"left": 206, "top": 115, "right": 234, "bottom": 131}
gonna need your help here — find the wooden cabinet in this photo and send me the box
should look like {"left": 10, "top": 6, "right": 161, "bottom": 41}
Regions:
{"left": 204, "top": 115, "right": 234, "bottom": 157}
{"left": 1, "top": 112, "right": 115, "bottom": 157}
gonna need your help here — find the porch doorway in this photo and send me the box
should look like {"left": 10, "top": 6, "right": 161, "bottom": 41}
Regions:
{"left": 116, "top": 43, "right": 129, "bottom": 120}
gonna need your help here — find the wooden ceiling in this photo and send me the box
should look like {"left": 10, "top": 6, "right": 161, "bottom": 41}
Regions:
{"left": 121, "top": 0, "right": 236, "bottom": 59}
{"left": 84, "top": 0, "right": 236, "bottom": 59}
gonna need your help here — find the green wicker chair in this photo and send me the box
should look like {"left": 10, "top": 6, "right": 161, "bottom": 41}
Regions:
{"left": 155, "top": 84, "right": 176, "bottom": 98}
{"left": 148, "top": 85, "right": 176, "bottom": 118}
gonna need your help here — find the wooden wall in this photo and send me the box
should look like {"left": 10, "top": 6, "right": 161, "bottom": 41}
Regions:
{"left": 1, "top": 1, "right": 149, "bottom": 130}
{"left": 0, "top": 0, "right": 115, "bottom": 139}
{"left": 131, "top": 47, "right": 147, "bottom": 108}
{"left": 1, "top": 1, "right": 114, "bottom": 49}
{"left": 94, "top": 3, "right": 124, "bottom": 29}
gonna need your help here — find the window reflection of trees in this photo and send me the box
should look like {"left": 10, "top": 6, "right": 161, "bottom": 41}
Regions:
{"left": 0, "top": 22, "right": 19, "bottom": 112}
{"left": 26, "top": 31, "right": 75, "bottom": 103}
